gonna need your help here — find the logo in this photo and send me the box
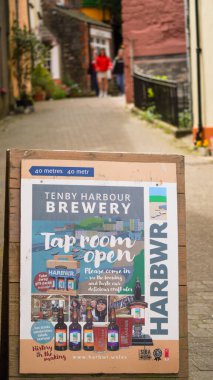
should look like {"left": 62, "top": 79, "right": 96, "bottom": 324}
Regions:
{"left": 164, "top": 348, "right": 170, "bottom": 361}
{"left": 153, "top": 348, "right": 162, "bottom": 361}
{"left": 138, "top": 349, "right": 152, "bottom": 360}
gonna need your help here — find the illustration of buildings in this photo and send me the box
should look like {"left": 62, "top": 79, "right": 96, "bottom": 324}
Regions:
{"left": 103, "top": 223, "right": 116, "bottom": 232}
{"left": 115, "top": 220, "right": 124, "bottom": 231}
{"left": 130, "top": 218, "right": 143, "bottom": 231}
{"left": 75, "top": 230, "right": 116, "bottom": 239}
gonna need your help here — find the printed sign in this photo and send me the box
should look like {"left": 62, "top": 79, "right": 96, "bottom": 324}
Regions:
{"left": 20, "top": 158, "right": 179, "bottom": 374}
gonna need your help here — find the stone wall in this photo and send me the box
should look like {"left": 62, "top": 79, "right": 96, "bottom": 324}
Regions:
{"left": 122, "top": 0, "right": 187, "bottom": 102}
{"left": 134, "top": 54, "right": 188, "bottom": 83}
{"left": 42, "top": 1, "right": 89, "bottom": 89}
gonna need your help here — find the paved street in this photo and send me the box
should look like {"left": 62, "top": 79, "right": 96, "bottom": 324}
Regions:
{"left": 0, "top": 97, "right": 213, "bottom": 379}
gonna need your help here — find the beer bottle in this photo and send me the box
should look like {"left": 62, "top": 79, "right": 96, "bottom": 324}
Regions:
{"left": 69, "top": 308, "right": 81, "bottom": 351}
{"left": 107, "top": 308, "right": 119, "bottom": 351}
{"left": 83, "top": 307, "right": 94, "bottom": 351}
{"left": 134, "top": 278, "right": 142, "bottom": 301}
{"left": 54, "top": 307, "right": 67, "bottom": 351}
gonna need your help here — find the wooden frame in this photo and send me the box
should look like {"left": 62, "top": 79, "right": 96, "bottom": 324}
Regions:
{"left": 0, "top": 149, "right": 188, "bottom": 379}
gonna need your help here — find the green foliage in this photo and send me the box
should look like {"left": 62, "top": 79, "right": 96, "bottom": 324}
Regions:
{"left": 178, "top": 110, "right": 192, "bottom": 129}
{"left": 141, "top": 106, "right": 162, "bottom": 123}
{"left": 63, "top": 76, "right": 82, "bottom": 96}
{"left": 147, "top": 87, "right": 154, "bottom": 99}
{"left": 82, "top": 0, "right": 99, "bottom": 6}
{"left": 120, "top": 250, "right": 144, "bottom": 294}
{"left": 79, "top": 217, "right": 104, "bottom": 230}
{"left": 31, "top": 64, "right": 55, "bottom": 95}
{"left": 12, "top": 21, "right": 48, "bottom": 96}
{"left": 154, "top": 75, "right": 168, "bottom": 80}
{"left": 52, "top": 85, "right": 66, "bottom": 100}
{"left": 147, "top": 76, "right": 168, "bottom": 100}
{"left": 63, "top": 75, "right": 75, "bottom": 87}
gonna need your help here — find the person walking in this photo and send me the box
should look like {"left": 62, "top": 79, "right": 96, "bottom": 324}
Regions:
{"left": 95, "top": 49, "right": 112, "bottom": 97}
{"left": 88, "top": 50, "right": 99, "bottom": 96}
{"left": 112, "top": 48, "right": 125, "bottom": 95}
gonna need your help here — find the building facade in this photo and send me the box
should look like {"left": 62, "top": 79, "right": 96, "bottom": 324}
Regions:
{"left": 122, "top": 0, "right": 187, "bottom": 102}
{"left": 0, "top": 0, "right": 10, "bottom": 118}
{"left": 29, "top": 0, "right": 61, "bottom": 82}
{"left": 9, "top": 0, "right": 31, "bottom": 98}
{"left": 42, "top": 0, "right": 112, "bottom": 90}
{"left": 190, "top": 0, "right": 213, "bottom": 142}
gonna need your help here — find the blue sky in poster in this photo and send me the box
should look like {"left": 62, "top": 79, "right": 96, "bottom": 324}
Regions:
{"left": 149, "top": 187, "right": 167, "bottom": 196}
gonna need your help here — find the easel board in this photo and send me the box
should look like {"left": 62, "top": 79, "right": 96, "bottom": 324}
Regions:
{"left": 1, "top": 150, "right": 188, "bottom": 379}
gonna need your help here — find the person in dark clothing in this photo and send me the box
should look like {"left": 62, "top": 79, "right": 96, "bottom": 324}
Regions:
{"left": 113, "top": 49, "right": 125, "bottom": 95}
{"left": 88, "top": 50, "right": 99, "bottom": 96}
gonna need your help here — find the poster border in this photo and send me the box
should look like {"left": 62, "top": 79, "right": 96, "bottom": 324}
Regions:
{"left": 1, "top": 149, "right": 188, "bottom": 379}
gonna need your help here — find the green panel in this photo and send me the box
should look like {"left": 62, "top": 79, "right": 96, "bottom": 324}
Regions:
{"left": 120, "top": 249, "right": 145, "bottom": 295}
{"left": 149, "top": 195, "right": 167, "bottom": 203}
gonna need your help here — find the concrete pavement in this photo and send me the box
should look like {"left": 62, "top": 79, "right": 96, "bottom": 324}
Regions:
{"left": 0, "top": 96, "right": 213, "bottom": 379}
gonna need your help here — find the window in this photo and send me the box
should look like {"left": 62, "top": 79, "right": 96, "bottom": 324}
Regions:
{"left": 44, "top": 49, "right": 51, "bottom": 73}
{"left": 90, "top": 36, "right": 110, "bottom": 56}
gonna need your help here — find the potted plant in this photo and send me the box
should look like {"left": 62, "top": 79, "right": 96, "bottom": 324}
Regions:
{"left": 31, "top": 64, "right": 55, "bottom": 101}
{"left": 33, "top": 86, "right": 46, "bottom": 101}
{"left": 195, "top": 139, "right": 209, "bottom": 156}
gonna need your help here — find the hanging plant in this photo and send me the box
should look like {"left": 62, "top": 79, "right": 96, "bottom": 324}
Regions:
{"left": 11, "top": 20, "right": 49, "bottom": 99}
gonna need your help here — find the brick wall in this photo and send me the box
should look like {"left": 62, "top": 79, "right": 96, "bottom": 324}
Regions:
{"left": 122, "top": 0, "right": 187, "bottom": 102}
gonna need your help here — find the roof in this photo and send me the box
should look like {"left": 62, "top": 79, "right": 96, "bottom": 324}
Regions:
{"left": 39, "top": 24, "right": 55, "bottom": 43}
{"left": 55, "top": 6, "right": 111, "bottom": 29}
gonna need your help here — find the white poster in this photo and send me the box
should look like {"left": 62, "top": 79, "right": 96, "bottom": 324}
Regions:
{"left": 20, "top": 158, "right": 179, "bottom": 374}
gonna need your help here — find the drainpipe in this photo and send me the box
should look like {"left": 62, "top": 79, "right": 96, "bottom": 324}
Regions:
{"left": 15, "top": 0, "right": 19, "bottom": 24}
{"left": 27, "top": 0, "right": 32, "bottom": 33}
{"left": 184, "top": 0, "right": 193, "bottom": 124}
{"left": 27, "top": 0, "right": 35, "bottom": 69}
{"left": 195, "top": 0, "right": 203, "bottom": 141}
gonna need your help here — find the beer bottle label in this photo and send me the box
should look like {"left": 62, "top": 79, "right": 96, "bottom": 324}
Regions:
{"left": 108, "top": 331, "right": 119, "bottom": 346}
{"left": 55, "top": 330, "right": 67, "bottom": 347}
{"left": 84, "top": 329, "right": 94, "bottom": 346}
{"left": 70, "top": 331, "right": 81, "bottom": 344}
{"left": 132, "top": 307, "right": 144, "bottom": 319}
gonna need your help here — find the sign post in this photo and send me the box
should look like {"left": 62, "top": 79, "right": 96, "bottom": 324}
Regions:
{"left": 1, "top": 150, "right": 188, "bottom": 379}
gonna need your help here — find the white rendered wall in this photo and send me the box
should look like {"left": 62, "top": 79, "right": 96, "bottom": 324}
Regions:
{"left": 190, "top": 0, "right": 213, "bottom": 128}
{"left": 51, "top": 44, "right": 61, "bottom": 80}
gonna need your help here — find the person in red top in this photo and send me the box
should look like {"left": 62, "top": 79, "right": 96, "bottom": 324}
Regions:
{"left": 95, "top": 49, "right": 112, "bottom": 97}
